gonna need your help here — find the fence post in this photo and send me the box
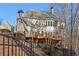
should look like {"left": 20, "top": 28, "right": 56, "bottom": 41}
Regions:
{"left": 3, "top": 35, "right": 5, "bottom": 56}
{"left": 15, "top": 41, "right": 17, "bottom": 56}
{"left": 12, "top": 39, "right": 13, "bottom": 56}
{"left": 8, "top": 38, "right": 9, "bottom": 56}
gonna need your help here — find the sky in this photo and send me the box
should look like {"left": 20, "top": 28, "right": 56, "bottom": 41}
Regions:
{"left": 0, "top": 3, "right": 49, "bottom": 25}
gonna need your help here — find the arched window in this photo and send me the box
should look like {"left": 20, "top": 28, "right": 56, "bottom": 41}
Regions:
{"left": 46, "top": 21, "right": 53, "bottom": 26}
{"left": 48, "top": 21, "right": 50, "bottom": 26}
{"left": 53, "top": 21, "right": 57, "bottom": 27}
{"left": 46, "top": 21, "right": 47, "bottom": 26}
{"left": 51, "top": 21, "right": 52, "bottom": 26}
{"left": 60, "top": 23, "right": 65, "bottom": 29}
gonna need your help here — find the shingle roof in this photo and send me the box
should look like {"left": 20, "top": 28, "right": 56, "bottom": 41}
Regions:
{"left": 25, "top": 9, "right": 59, "bottom": 20}
{"left": 17, "top": 9, "right": 65, "bottom": 22}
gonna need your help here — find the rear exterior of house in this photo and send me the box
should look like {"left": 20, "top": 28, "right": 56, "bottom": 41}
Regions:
{"left": 16, "top": 9, "right": 65, "bottom": 36}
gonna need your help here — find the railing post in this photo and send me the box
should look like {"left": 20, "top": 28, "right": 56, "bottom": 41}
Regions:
{"left": 12, "top": 39, "right": 13, "bottom": 56}
{"left": 8, "top": 38, "right": 9, "bottom": 56}
{"left": 15, "top": 41, "right": 17, "bottom": 56}
{"left": 21, "top": 40, "right": 23, "bottom": 56}
{"left": 24, "top": 42, "right": 26, "bottom": 56}
{"left": 18, "top": 41, "right": 20, "bottom": 56}
{"left": 3, "top": 36, "right": 5, "bottom": 56}
{"left": 19, "top": 41, "right": 21, "bottom": 56}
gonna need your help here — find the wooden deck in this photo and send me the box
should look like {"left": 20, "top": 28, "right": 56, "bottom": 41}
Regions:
{"left": 25, "top": 35, "right": 62, "bottom": 45}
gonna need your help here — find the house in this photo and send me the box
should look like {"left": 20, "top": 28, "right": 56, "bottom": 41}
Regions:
{"left": 16, "top": 8, "right": 65, "bottom": 36}
{"left": 15, "top": 8, "right": 65, "bottom": 44}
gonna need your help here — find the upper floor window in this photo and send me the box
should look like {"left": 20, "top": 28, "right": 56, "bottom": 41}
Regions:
{"left": 60, "top": 23, "right": 65, "bottom": 29}
{"left": 48, "top": 21, "right": 50, "bottom": 26}
{"left": 53, "top": 21, "right": 57, "bottom": 27}
{"left": 48, "top": 21, "right": 53, "bottom": 26}
{"left": 51, "top": 21, "right": 53, "bottom": 26}
{"left": 46, "top": 21, "right": 47, "bottom": 26}
{"left": 46, "top": 21, "right": 56, "bottom": 27}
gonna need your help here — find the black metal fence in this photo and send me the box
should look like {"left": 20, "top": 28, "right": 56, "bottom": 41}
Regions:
{"left": 0, "top": 33, "right": 64, "bottom": 56}
{"left": 0, "top": 33, "right": 34, "bottom": 56}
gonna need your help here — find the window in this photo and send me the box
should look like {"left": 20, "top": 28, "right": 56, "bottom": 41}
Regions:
{"left": 47, "top": 21, "right": 53, "bottom": 26}
{"left": 53, "top": 21, "right": 57, "bottom": 27}
{"left": 51, "top": 21, "right": 52, "bottom": 26}
{"left": 60, "top": 23, "right": 64, "bottom": 29}
{"left": 48, "top": 21, "right": 50, "bottom": 26}
{"left": 46, "top": 21, "right": 47, "bottom": 26}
